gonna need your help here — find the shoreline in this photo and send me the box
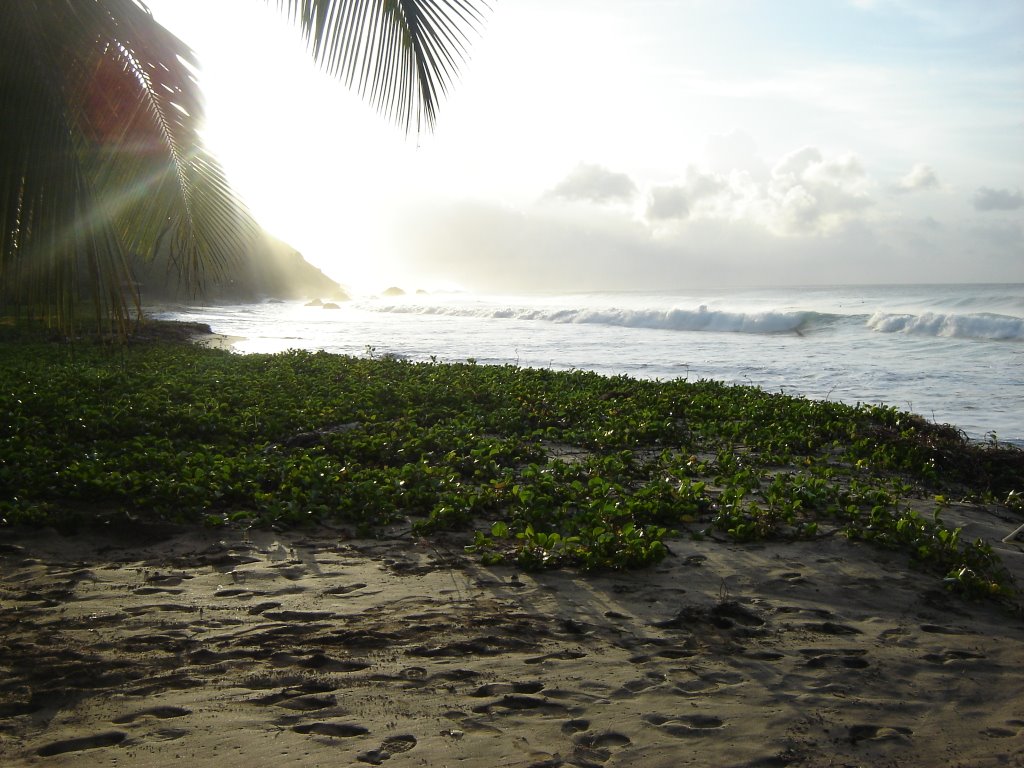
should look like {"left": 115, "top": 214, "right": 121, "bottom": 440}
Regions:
{"left": 147, "top": 290, "right": 1024, "bottom": 446}
{"left": 191, "top": 330, "right": 243, "bottom": 351}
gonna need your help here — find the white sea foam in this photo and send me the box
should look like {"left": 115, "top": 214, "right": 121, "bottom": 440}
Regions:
{"left": 370, "top": 301, "right": 821, "bottom": 335}
{"left": 867, "top": 311, "right": 1024, "bottom": 341}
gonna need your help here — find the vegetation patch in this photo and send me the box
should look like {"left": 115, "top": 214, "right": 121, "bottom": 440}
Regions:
{"left": 1, "top": 330, "right": 1020, "bottom": 603}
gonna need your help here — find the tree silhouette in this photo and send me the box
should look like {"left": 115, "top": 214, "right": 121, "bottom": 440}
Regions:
{"left": 0, "top": 0, "right": 487, "bottom": 335}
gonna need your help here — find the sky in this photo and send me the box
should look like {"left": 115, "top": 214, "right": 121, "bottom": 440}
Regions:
{"left": 146, "top": 0, "right": 1023, "bottom": 294}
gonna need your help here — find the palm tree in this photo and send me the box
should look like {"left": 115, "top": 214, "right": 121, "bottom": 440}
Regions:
{"left": 0, "top": 0, "right": 488, "bottom": 336}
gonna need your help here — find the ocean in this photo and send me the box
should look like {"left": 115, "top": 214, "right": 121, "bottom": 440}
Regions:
{"left": 152, "top": 283, "right": 1024, "bottom": 445}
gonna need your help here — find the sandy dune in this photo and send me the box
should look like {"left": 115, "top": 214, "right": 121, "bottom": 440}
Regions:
{"left": 2, "top": 502, "right": 1023, "bottom": 767}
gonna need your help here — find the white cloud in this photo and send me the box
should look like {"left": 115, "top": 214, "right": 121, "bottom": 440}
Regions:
{"left": 547, "top": 163, "right": 637, "bottom": 204}
{"left": 765, "top": 149, "right": 873, "bottom": 234}
{"left": 645, "top": 166, "right": 728, "bottom": 222}
{"left": 777, "top": 185, "right": 821, "bottom": 233}
{"left": 684, "top": 166, "right": 727, "bottom": 201}
{"left": 891, "top": 163, "right": 940, "bottom": 194}
{"left": 647, "top": 186, "right": 690, "bottom": 221}
{"left": 640, "top": 147, "right": 874, "bottom": 236}
{"left": 973, "top": 187, "right": 1024, "bottom": 211}
{"left": 384, "top": 177, "right": 1024, "bottom": 294}
{"left": 772, "top": 147, "right": 824, "bottom": 180}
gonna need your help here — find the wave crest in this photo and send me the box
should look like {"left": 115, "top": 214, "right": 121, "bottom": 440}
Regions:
{"left": 371, "top": 301, "right": 819, "bottom": 335}
{"left": 867, "top": 312, "right": 1024, "bottom": 341}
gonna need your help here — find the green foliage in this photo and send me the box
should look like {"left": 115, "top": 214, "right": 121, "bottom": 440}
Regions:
{"left": 0, "top": 335, "right": 1019, "bottom": 599}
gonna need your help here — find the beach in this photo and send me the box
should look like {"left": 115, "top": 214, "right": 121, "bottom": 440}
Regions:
{"left": 2, "top": 325, "right": 1023, "bottom": 767}
{"left": 5, "top": 0, "right": 1023, "bottom": 762}
{"left": 2, "top": 497, "right": 1023, "bottom": 768}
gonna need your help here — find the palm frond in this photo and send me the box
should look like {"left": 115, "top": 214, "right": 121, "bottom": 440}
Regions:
{"left": 1, "top": 0, "right": 489, "bottom": 336}
{"left": 276, "top": 0, "right": 489, "bottom": 132}
{"left": 0, "top": 0, "right": 254, "bottom": 334}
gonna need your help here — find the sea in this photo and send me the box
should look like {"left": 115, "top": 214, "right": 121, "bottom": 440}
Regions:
{"left": 152, "top": 283, "right": 1024, "bottom": 445}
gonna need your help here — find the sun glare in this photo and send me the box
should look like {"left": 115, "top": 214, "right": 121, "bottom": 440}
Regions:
{"left": 147, "top": 0, "right": 425, "bottom": 293}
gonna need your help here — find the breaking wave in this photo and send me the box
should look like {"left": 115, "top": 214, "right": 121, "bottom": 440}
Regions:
{"left": 867, "top": 312, "right": 1024, "bottom": 341}
{"left": 367, "top": 299, "right": 1024, "bottom": 342}
{"left": 370, "top": 301, "right": 830, "bottom": 335}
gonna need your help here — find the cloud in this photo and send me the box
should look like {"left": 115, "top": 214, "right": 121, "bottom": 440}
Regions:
{"left": 891, "top": 163, "right": 940, "bottom": 194}
{"left": 766, "top": 148, "right": 872, "bottom": 234}
{"left": 642, "top": 147, "right": 873, "bottom": 235}
{"left": 385, "top": 185, "right": 1024, "bottom": 295}
{"left": 685, "top": 166, "right": 727, "bottom": 200}
{"left": 647, "top": 186, "right": 690, "bottom": 221}
{"left": 645, "top": 166, "right": 727, "bottom": 221}
{"left": 973, "top": 187, "right": 1023, "bottom": 211}
{"left": 772, "top": 147, "right": 824, "bottom": 180}
{"left": 548, "top": 163, "right": 637, "bottom": 203}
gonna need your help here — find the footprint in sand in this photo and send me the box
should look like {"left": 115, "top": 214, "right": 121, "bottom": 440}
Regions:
{"left": 800, "top": 649, "right": 870, "bottom": 669}
{"left": 655, "top": 601, "right": 766, "bottom": 634}
{"left": 847, "top": 724, "right": 913, "bottom": 744}
{"left": 247, "top": 600, "right": 281, "bottom": 615}
{"left": 673, "top": 669, "right": 746, "bottom": 696}
{"left": 267, "top": 564, "right": 307, "bottom": 581}
{"left": 399, "top": 666, "right": 427, "bottom": 680}
{"left": 297, "top": 652, "right": 371, "bottom": 672}
{"left": 323, "top": 582, "right": 369, "bottom": 596}
{"left": 124, "top": 603, "right": 198, "bottom": 615}
{"left": 744, "top": 649, "right": 786, "bottom": 661}
{"left": 982, "top": 719, "right": 1024, "bottom": 738}
{"left": 772, "top": 570, "right": 807, "bottom": 585}
{"left": 256, "top": 692, "right": 338, "bottom": 711}
{"left": 612, "top": 672, "right": 667, "bottom": 698}
{"left": 36, "top": 731, "right": 127, "bottom": 757}
{"left": 472, "top": 694, "right": 569, "bottom": 716}
{"left": 261, "top": 609, "right": 334, "bottom": 621}
{"left": 470, "top": 681, "right": 545, "bottom": 697}
{"left": 920, "top": 623, "right": 973, "bottom": 636}
{"left": 643, "top": 712, "right": 724, "bottom": 738}
{"left": 145, "top": 572, "right": 192, "bottom": 586}
{"left": 213, "top": 587, "right": 251, "bottom": 597}
{"left": 631, "top": 647, "right": 697, "bottom": 663}
{"left": 922, "top": 649, "right": 986, "bottom": 664}
{"left": 561, "top": 718, "right": 590, "bottom": 734}
{"left": 524, "top": 649, "right": 587, "bottom": 665}
{"left": 981, "top": 726, "right": 1018, "bottom": 738}
{"left": 112, "top": 705, "right": 191, "bottom": 724}
{"left": 571, "top": 730, "right": 633, "bottom": 764}
{"left": 356, "top": 734, "right": 417, "bottom": 764}
{"left": 801, "top": 620, "right": 862, "bottom": 635}
{"left": 293, "top": 721, "right": 370, "bottom": 738}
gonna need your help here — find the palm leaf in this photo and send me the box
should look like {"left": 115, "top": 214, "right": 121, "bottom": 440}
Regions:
{"left": 277, "top": 0, "right": 489, "bottom": 132}
{"left": 0, "top": 0, "right": 253, "bottom": 334}
{"left": 1, "top": 0, "right": 489, "bottom": 336}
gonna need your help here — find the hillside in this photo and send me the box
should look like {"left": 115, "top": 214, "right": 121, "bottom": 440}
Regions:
{"left": 130, "top": 231, "right": 347, "bottom": 304}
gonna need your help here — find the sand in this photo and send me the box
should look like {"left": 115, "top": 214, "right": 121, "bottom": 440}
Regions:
{"left": 2, "top": 500, "right": 1023, "bottom": 768}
